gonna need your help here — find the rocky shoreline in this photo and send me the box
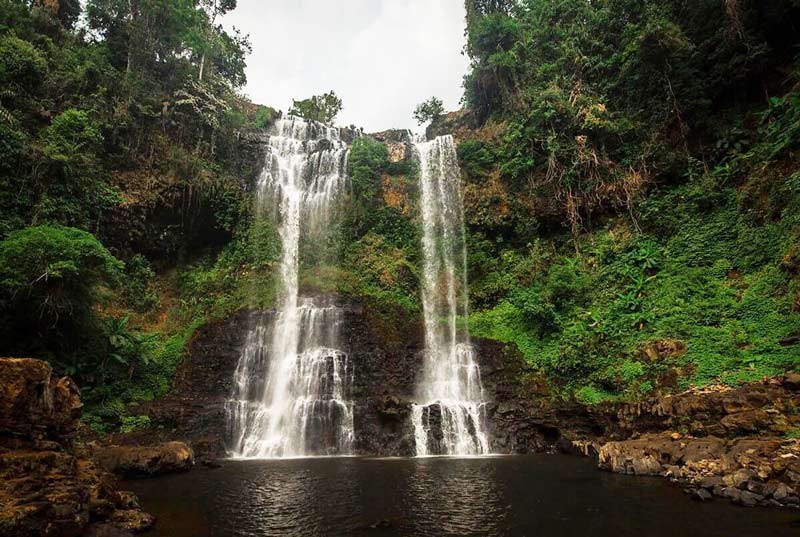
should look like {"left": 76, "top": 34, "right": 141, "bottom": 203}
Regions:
{"left": 568, "top": 376, "right": 800, "bottom": 508}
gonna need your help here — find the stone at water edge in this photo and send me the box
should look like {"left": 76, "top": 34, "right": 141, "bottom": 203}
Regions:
{"left": 93, "top": 441, "right": 195, "bottom": 478}
{"left": 594, "top": 431, "right": 800, "bottom": 508}
{"left": 110, "top": 509, "right": 156, "bottom": 532}
{"left": 691, "top": 488, "right": 713, "bottom": 501}
{"left": 0, "top": 357, "right": 82, "bottom": 439}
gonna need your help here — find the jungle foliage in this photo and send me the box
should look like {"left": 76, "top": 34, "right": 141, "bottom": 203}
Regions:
{"left": 289, "top": 91, "right": 344, "bottom": 124}
{"left": 413, "top": 97, "right": 445, "bottom": 126}
{"left": 338, "top": 136, "right": 421, "bottom": 312}
{"left": 0, "top": 0, "right": 270, "bottom": 430}
{"left": 2, "top": 0, "right": 799, "bottom": 432}
{"left": 460, "top": 0, "right": 800, "bottom": 402}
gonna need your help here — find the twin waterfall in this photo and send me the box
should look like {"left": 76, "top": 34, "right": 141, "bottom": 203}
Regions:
{"left": 226, "top": 123, "right": 488, "bottom": 458}
{"left": 411, "top": 136, "right": 490, "bottom": 456}
{"left": 226, "top": 118, "right": 354, "bottom": 458}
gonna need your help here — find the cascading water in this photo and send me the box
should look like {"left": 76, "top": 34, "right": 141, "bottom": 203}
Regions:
{"left": 411, "top": 135, "right": 490, "bottom": 456}
{"left": 226, "top": 117, "right": 354, "bottom": 459}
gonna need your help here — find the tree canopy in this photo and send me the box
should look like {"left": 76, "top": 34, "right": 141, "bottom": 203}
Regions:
{"left": 288, "top": 91, "right": 343, "bottom": 125}
{"left": 413, "top": 97, "right": 445, "bottom": 126}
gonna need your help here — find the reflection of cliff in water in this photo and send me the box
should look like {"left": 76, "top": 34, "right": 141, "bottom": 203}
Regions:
{"left": 125, "top": 456, "right": 800, "bottom": 537}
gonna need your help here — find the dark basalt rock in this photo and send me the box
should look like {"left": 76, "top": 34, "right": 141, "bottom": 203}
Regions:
{"left": 114, "top": 298, "right": 559, "bottom": 458}
{"left": 107, "top": 309, "right": 252, "bottom": 458}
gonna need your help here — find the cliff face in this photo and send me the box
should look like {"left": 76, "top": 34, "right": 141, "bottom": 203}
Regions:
{"left": 113, "top": 299, "right": 557, "bottom": 459}
{"left": 0, "top": 358, "right": 153, "bottom": 537}
{"left": 106, "top": 303, "right": 800, "bottom": 508}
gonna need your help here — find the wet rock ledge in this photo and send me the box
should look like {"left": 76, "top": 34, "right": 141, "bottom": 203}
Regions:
{"left": 570, "top": 375, "right": 800, "bottom": 508}
{"left": 0, "top": 358, "right": 154, "bottom": 537}
{"left": 109, "top": 300, "right": 559, "bottom": 459}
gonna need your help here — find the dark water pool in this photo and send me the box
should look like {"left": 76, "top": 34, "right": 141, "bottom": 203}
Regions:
{"left": 125, "top": 455, "right": 800, "bottom": 537}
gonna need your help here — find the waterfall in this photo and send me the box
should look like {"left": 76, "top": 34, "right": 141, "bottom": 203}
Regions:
{"left": 411, "top": 135, "right": 490, "bottom": 456}
{"left": 226, "top": 118, "right": 354, "bottom": 458}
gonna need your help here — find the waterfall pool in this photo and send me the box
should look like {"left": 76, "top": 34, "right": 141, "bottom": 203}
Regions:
{"left": 125, "top": 454, "right": 799, "bottom": 536}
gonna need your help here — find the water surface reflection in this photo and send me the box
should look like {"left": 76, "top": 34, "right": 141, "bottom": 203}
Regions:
{"left": 126, "top": 455, "right": 800, "bottom": 537}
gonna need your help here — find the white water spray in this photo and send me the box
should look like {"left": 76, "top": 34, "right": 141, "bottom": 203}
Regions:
{"left": 226, "top": 118, "right": 353, "bottom": 458}
{"left": 411, "top": 135, "right": 490, "bottom": 456}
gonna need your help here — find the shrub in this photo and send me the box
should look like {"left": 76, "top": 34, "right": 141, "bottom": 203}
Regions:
{"left": 0, "top": 225, "right": 123, "bottom": 323}
{"left": 123, "top": 254, "right": 159, "bottom": 312}
{"left": 0, "top": 35, "right": 46, "bottom": 87}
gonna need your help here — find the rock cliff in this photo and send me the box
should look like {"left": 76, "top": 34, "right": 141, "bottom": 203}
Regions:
{"left": 111, "top": 299, "right": 557, "bottom": 459}
{"left": 0, "top": 358, "right": 154, "bottom": 537}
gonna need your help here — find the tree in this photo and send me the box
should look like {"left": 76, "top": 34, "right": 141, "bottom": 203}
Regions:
{"left": 194, "top": 0, "right": 239, "bottom": 82}
{"left": 288, "top": 91, "right": 343, "bottom": 124}
{"left": 465, "top": 0, "right": 515, "bottom": 17}
{"left": 34, "top": 109, "right": 119, "bottom": 228}
{"left": 86, "top": 0, "right": 201, "bottom": 77}
{"left": 34, "top": 0, "right": 82, "bottom": 29}
{"left": 413, "top": 97, "right": 445, "bottom": 125}
{"left": 0, "top": 226, "right": 123, "bottom": 326}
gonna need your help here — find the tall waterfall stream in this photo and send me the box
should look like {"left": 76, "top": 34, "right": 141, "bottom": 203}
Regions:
{"left": 410, "top": 135, "right": 490, "bottom": 456}
{"left": 226, "top": 118, "right": 354, "bottom": 458}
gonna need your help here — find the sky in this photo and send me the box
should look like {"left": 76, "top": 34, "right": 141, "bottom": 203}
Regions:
{"left": 221, "top": 0, "right": 470, "bottom": 132}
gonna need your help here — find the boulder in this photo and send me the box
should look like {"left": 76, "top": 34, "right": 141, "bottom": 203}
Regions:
{"left": 783, "top": 373, "right": 800, "bottom": 391}
{"left": 94, "top": 442, "right": 195, "bottom": 478}
{"left": 594, "top": 430, "right": 800, "bottom": 508}
{"left": 109, "top": 509, "right": 156, "bottom": 533}
{"left": 692, "top": 488, "right": 713, "bottom": 501}
{"left": 0, "top": 357, "right": 82, "bottom": 441}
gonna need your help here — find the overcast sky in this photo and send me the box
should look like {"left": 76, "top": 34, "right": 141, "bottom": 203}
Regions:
{"left": 222, "top": 0, "right": 470, "bottom": 132}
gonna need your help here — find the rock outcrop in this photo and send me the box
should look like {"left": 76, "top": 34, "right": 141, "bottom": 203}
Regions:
{"left": 585, "top": 375, "right": 800, "bottom": 439}
{"left": 105, "top": 309, "right": 251, "bottom": 459}
{"left": 593, "top": 433, "right": 800, "bottom": 507}
{"left": 0, "top": 358, "right": 154, "bottom": 537}
{"left": 93, "top": 442, "right": 194, "bottom": 478}
{"left": 570, "top": 375, "right": 800, "bottom": 508}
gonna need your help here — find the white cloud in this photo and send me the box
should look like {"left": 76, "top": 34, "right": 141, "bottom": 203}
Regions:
{"left": 222, "top": 0, "right": 469, "bottom": 132}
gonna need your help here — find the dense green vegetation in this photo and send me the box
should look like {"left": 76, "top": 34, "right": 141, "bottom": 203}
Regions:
{"left": 414, "top": 97, "right": 445, "bottom": 126}
{"left": 456, "top": 0, "right": 800, "bottom": 402}
{"left": 338, "top": 136, "right": 421, "bottom": 311}
{"left": 0, "top": 0, "right": 275, "bottom": 430}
